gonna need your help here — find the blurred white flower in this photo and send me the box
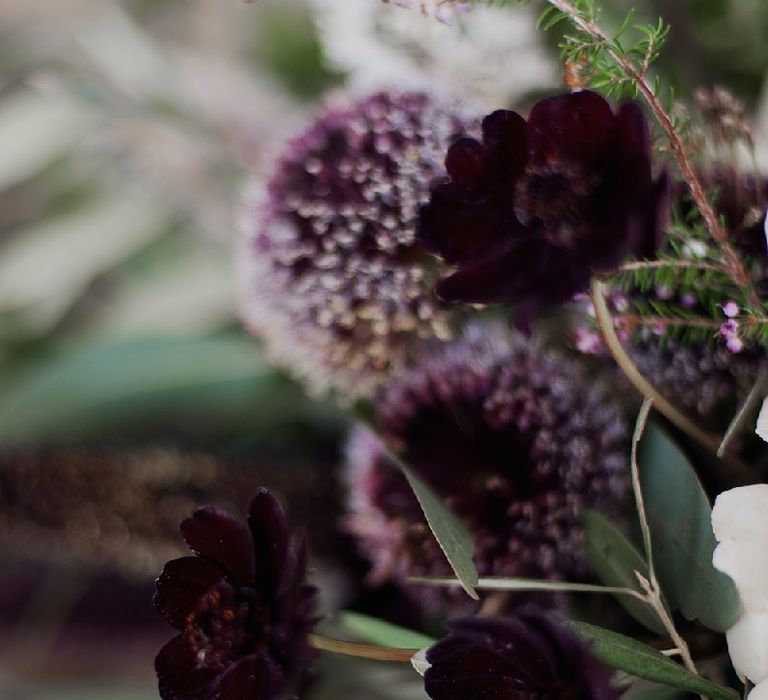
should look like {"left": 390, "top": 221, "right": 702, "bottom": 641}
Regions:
{"left": 712, "top": 484, "right": 768, "bottom": 688}
{"left": 308, "top": 0, "right": 557, "bottom": 108}
{"left": 757, "top": 396, "right": 768, "bottom": 442}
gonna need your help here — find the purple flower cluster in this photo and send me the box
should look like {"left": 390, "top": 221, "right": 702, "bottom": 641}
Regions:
{"left": 344, "top": 325, "right": 628, "bottom": 613}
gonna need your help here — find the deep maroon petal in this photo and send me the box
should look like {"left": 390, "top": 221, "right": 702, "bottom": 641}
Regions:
{"left": 614, "top": 102, "right": 652, "bottom": 186}
{"left": 527, "top": 90, "right": 615, "bottom": 171}
{"left": 248, "top": 488, "right": 290, "bottom": 595}
{"left": 213, "top": 654, "right": 287, "bottom": 700}
{"left": 424, "top": 612, "right": 624, "bottom": 700}
{"left": 445, "top": 137, "right": 487, "bottom": 184}
{"left": 156, "top": 634, "right": 221, "bottom": 700}
{"left": 481, "top": 109, "right": 527, "bottom": 177}
{"left": 154, "top": 556, "right": 227, "bottom": 630}
{"left": 181, "top": 506, "right": 255, "bottom": 584}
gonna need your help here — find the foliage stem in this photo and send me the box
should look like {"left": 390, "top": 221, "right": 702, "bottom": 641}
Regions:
{"left": 309, "top": 634, "right": 416, "bottom": 663}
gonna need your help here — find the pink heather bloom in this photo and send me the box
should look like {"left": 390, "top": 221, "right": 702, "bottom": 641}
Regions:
{"left": 722, "top": 301, "right": 740, "bottom": 318}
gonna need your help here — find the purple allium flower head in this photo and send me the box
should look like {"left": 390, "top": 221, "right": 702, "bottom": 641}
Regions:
{"left": 417, "top": 90, "right": 668, "bottom": 313}
{"left": 154, "top": 489, "right": 317, "bottom": 700}
{"left": 240, "top": 91, "right": 472, "bottom": 398}
{"left": 344, "top": 325, "right": 628, "bottom": 613}
{"left": 424, "top": 611, "right": 623, "bottom": 700}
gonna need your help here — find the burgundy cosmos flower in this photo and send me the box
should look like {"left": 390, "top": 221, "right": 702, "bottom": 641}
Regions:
{"left": 424, "top": 612, "right": 623, "bottom": 700}
{"left": 154, "top": 489, "right": 317, "bottom": 700}
{"left": 418, "top": 90, "right": 668, "bottom": 312}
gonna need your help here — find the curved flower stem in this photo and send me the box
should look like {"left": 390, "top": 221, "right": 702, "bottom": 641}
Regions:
{"left": 590, "top": 278, "right": 757, "bottom": 484}
{"left": 548, "top": 0, "right": 759, "bottom": 308}
{"left": 309, "top": 634, "right": 417, "bottom": 663}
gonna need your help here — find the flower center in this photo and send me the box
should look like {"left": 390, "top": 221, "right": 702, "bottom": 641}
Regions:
{"left": 186, "top": 581, "right": 256, "bottom": 672}
{"left": 513, "top": 164, "right": 596, "bottom": 247}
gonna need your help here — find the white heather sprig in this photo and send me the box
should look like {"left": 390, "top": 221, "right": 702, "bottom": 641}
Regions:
{"left": 386, "top": 0, "right": 473, "bottom": 24}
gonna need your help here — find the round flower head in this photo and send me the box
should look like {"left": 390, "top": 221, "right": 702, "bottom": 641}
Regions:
{"left": 344, "top": 325, "right": 628, "bottom": 612}
{"left": 239, "top": 90, "right": 471, "bottom": 398}
{"left": 424, "top": 611, "right": 624, "bottom": 700}
{"left": 418, "top": 90, "right": 668, "bottom": 315}
{"left": 154, "top": 489, "right": 317, "bottom": 700}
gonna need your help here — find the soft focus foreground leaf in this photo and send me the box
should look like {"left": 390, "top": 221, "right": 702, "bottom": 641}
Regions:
{"left": 339, "top": 612, "right": 436, "bottom": 649}
{"left": 0, "top": 334, "right": 317, "bottom": 443}
{"left": 571, "top": 622, "right": 739, "bottom": 700}
{"left": 582, "top": 509, "right": 665, "bottom": 634}
{"left": 397, "top": 458, "right": 479, "bottom": 599}
{"left": 637, "top": 422, "right": 741, "bottom": 631}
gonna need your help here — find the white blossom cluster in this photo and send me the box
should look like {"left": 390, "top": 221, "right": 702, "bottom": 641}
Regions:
{"left": 307, "top": 0, "right": 557, "bottom": 109}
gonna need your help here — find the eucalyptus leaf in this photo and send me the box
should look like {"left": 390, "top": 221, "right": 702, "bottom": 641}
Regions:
{"left": 397, "top": 457, "right": 479, "bottom": 599}
{"left": 582, "top": 509, "right": 665, "bottom": 635}
{"left": 0, "top": 335, "right": 317, "bottom": 442}
{"left": 339, "top": 612, "right": 436, "bottom": 650}
{"left": 571, "top": 622, "right": 739, "bottom": 700}
{"left": 637, "top": 422, "right": 740, "bottom": 632}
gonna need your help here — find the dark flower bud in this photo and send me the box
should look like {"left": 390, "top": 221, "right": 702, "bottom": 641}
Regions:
{"left": 418, "top": 90, "right": 668, "bottom": 314}
{"left": 424, "top": 611, "right": 624, "bottom": 700}
{"left": 154, "top": 489, "right": 317, "bottom": 700}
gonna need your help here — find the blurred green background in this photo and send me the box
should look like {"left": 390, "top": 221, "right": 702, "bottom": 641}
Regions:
{"left": 0, "top": 0, "right": 766, "bottom": 697}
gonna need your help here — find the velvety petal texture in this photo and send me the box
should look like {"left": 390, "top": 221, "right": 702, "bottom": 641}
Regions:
{"left": 417, "top": 90, "right": 668, "bottom": 311}
{"left": 424, "top": 611, "right": 624, "bottom": 700}
{"left": 154, "top": 488, "right": 317, "bottom": 700}
{"left": 712, "top": 484, "right": 768, "bottom": 685}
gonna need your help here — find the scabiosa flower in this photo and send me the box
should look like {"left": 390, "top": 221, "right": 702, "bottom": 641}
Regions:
{"left": 344, "top": 325, "right": 628, "bottom": 612}
{"left": 239, "top": 91, "right": 471, "bottom": 398}
{"left": 154, "top": 489, "right": 317, "bottom": 700}
{"left": 418, "top": 90, "right": 668, "bottom": 314}
{"left": 424, "top": 611, "right": 623, "bottom": 700}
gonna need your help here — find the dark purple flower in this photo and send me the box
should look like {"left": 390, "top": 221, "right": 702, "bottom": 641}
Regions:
{"left": 424, "top": 611, "right": 623, "bottom": 700}
{"left": 154, "top": 489, "right": 317, "bottom": 700}
{"left": 344, "top": 325, "right": 628, "bottom": 613}
{"left": 418, "top": 90, "right": 668, "bottom": 312}
{"left": 239, "top": 90, "right": 472, "bottom": 398}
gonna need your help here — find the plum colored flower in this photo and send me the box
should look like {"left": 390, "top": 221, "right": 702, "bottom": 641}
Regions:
{"left": 154, "top": 489, "right": 317, "bottom": 700}
{"left": 418, "top": 90, "right": 668, "bottom": 313}
{"left": 424, "top": 611, "right": 623, "bottom": 700}
{"left": 712, "top": 484, "right": 768, "bottom": 690}
{"left": 239, "top": 90, "right": 471, "bottom": 398}
{"left": 344, "top": 324, "right": 628, "bottom": 613}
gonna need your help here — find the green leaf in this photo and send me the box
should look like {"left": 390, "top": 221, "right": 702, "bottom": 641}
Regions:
{"left": 396, "top": 458, "right": 479, "bottom": 600}
{"left": 0, "top": 335, "right": 318, "bottom": 442}
{"left": 571, "top": 622, "right": 739, "bottom": 700}
{"left": 582, "top": 509, "right": 666, "bottom": 635}
{"left": 339, "top": 612, "right": 436, "bottom": 650}
{"left": 637, "top": 422, "right": 741, "bottom": 632}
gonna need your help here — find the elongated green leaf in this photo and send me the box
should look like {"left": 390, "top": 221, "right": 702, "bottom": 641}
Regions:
{"left": 0, "top": 335, "right": 318, "bottom": 442}
{"left": 637, "top": 422, "right": 740, "bottom": 631}
{"left": 571, "top": 622, "right": 739, "bottom": 700}
{"left": 582, "top": 509, "right": 665, "bottom": 635}
{"left": 339, "top": 612, "right": 436, "bottom": 650}
{"left": 397, "top": 458, "right": 479, "bottom": 599}
{"left": 409, "top": 575, "right": 639, "bottom": 597}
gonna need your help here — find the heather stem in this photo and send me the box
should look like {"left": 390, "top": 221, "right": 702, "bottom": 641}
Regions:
{"left": 548, "top": 0, "right": 760, "bottom": 308}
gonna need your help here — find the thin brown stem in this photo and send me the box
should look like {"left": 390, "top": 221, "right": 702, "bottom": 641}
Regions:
{"left": 619, "top": 260, "right": 727, "bottom": 274}
{"left": 615, "top": 313, "right": 721, "bottom": 331}
{"left": 309, "top": 634, "right": 417, "bottom": 663}
{"left": 547, "top": 0, "right": 760, "bottom": 309}
{"left": 591, "top": 279, "right": 758, "bottom": 484}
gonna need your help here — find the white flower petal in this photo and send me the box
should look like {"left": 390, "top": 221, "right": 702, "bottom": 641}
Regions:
{"left": 726, "top": 612, "right": 768, "bottom": 684}
{"left": 712, "top": 485, "right": 768, "bottom": 543}
{"left": 757, "top": 396, "right": 768, "bottom": 443}
{"left": 751, "top": 679, "right": 768, "bottom": 700}
{"left": 714, "top": 539, "right": 768, "bottom": 613}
